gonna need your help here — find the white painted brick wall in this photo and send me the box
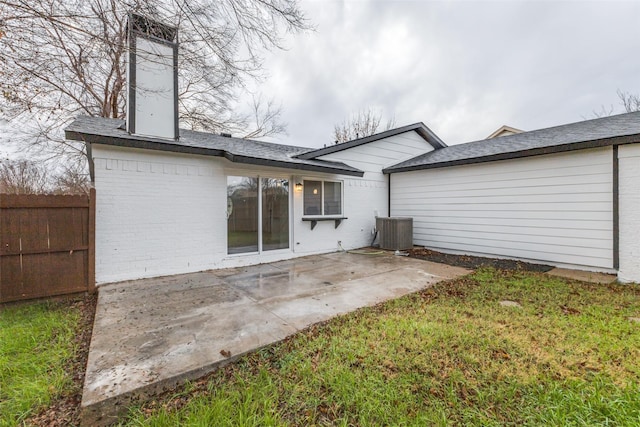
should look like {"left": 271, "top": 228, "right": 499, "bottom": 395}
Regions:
{"left": 92, "top": 146, "right": 227, "bottom": 283}
{"left": 92, "top": 145, "right": 397, "bottom": 283}
{"left": 618, "top": 144, "right": 640, "bottom": 283}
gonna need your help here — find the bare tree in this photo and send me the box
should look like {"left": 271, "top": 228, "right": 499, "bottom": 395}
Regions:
{"left": 618, "top": 89, "right": 640, "bottom": 113}
{"left": 52, "top": 162, "right": 91, "bottom": 194}
{"left": 589, "top": 89, "right": 640, "bottom": 118}
{"left": 242, "top": 95, "right": 287, "bottom": 139}
{"left": 0, "top": 158, "right": 90, "bottom": 194}
{"left": 0, "top": 0, "right": 308, "bottom": 163}
{"left": 590, "top": 104, "right": 616, "bottom": 118}
{"left": 0, "top": 159, "right": 50, "bottom": 194}
{"left": 333, "top": 108, "right": 396, "bottom": 144}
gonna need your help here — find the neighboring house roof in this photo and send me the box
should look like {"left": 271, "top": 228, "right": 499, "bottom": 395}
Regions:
{"left": 384, "top": 111, "right": 640, "bottom": 173}
{"left": 295, "top": 122, "right": 446, "bottom": 160}
{"left": 486, "top": 125, "right": 523, "bottom": 139}
{"left": 65, "top": 116, "right": 364, "bottom": 177}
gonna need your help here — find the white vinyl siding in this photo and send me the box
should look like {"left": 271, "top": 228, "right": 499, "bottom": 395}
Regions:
{"left": 319, "top": 131, "right": 435, "bottom": 174}
{"left": 618, "top": 144, "right": 640, "bottom": 282}
{"left": 391, "top": 147, "right": 614, "bottom": 269}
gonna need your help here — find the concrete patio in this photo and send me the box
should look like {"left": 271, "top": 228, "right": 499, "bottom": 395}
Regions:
{"left": 81, "top": 251, "right": 470, "bottom": 425}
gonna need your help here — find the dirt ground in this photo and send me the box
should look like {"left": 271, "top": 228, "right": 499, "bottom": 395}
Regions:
{"left": 407, "top": 247, "right": 554, "bottom": 272}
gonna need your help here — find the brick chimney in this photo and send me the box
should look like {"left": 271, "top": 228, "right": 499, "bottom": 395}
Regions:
{"left": 126, "top": 13, "right": 178, "bottom": 140}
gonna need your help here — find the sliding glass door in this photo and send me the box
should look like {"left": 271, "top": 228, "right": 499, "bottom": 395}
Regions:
{"left": 227, "top": 176, "right": 289, "bottom": 254}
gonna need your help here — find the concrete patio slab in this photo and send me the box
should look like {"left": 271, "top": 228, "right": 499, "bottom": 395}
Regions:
{"left": 81, "top": 252, "right": 470, "bottom": 425}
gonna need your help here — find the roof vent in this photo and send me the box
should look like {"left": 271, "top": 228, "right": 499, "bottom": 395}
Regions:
{"left": 220, "top": 132, "right": 232, "bottom": 138}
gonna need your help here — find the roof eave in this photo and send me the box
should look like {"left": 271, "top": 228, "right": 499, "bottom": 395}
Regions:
{"left": 66, "top": 130, "right": 364, "bottom": 177}
{"left": 414, "top": 125, "right": 447, "bottom": 149}
{"left": 66, "top": 129, "right": 223, "bottom": 157}
{"left": 222, "top": 152, "right": 364, "bottom": 176}
{"left": 383, "top": 133, "right": 640, "bottom": 174}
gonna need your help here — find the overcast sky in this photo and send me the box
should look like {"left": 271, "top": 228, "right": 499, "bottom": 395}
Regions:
{"left": 244, "top": 0, "right": 640, "bottom": 149}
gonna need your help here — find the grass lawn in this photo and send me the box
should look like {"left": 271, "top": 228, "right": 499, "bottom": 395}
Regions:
{"left": 121, "top": 268, "right": 640, "bottom": 426}
{"left": 0, "top": 300, "right": 81, "bottom": 426}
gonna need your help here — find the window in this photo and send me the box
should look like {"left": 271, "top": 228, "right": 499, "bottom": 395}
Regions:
{"left": 303, "top": 181, "right": 322, "bottom": 215}
{"left": 303, "top": 180, "right": 342, "bottom": 216}
{"left": 323, "top": 181, "right": 341, "bottom": 215}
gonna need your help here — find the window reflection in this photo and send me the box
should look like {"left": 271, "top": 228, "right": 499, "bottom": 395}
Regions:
{"left": 227, "top": 176, "right": 259, "bottom": 254}
{"left": 262, "top": 178, "right": 289, "bottom": 251}
{"left": 303, "top": 180, "right": 322, "bottom": 215}
{"left": 227, "top": 176, "right": 289, "bottom": 254}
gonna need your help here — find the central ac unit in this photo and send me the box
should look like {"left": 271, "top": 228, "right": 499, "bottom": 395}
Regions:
{"left": 376, "top": 217, "right": 413, "bottom": 250}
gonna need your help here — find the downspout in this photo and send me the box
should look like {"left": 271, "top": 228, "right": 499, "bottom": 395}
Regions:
{"left": 613, "top": 145, "right": 619, "bottom": 269}
{"left": 86, "top": 142, "right": 95, "bottom": 183}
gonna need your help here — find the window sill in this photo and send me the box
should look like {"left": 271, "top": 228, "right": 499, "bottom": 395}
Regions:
{"left": 302, "top": 216, "right": 347, "bottom": 230}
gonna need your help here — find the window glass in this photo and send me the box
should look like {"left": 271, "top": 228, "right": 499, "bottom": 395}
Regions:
{"left": 303, "top": 180, "right": 322, "bottom": 215}
{"left": 262, "top": 178, "right": 289, "bottom": 251}
{"left": 324, "top": 181, "right": 342, "bottom": 215}
{"left": 227, "top": 176, "right": 258, "bottom": 254}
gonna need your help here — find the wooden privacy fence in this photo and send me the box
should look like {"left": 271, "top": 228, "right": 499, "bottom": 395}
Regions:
{"left": 0, "top": 189, "right": 95, "bottom": 303}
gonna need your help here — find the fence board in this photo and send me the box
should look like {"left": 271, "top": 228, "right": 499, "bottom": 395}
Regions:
{"left": 0, "top": 194, "right": 90, "bottom": 208}
{"left": 0, "top": 190, "right": 96, "bottom": 303}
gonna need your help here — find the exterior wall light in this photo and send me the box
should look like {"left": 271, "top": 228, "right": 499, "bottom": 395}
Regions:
{"left": 294, "top": 181, "right": 303, "bottom": 192}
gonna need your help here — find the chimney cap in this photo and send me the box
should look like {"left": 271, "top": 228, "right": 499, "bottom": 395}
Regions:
{"left": 129, "top": 13, "right": 177, "bottom": 42}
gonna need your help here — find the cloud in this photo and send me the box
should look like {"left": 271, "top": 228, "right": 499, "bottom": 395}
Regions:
{"left": 241, "top": 0, "right": 640, "bottom": 148}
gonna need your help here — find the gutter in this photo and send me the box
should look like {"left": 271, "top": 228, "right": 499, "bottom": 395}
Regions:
{"left": 65, "top": 130, "right": 365, "bottom": 177}
{"left": 383, "top": 134, "right": 640, "bottom": 174}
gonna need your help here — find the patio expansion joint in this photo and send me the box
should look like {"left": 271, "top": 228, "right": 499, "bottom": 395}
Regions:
{"left": 260, "top": 305, "right": 297, "bottom": 331}
{"left": 224, "top": 280, "right": 260, "bottom": 304}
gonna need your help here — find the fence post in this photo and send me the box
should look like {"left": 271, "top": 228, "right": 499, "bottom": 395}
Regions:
{"left": 88, "top": 188, "right": 96, "bottom": 294}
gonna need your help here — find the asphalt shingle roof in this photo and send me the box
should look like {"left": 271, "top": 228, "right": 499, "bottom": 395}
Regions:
{"left": 384, "top": 111, "right": 640, "bottom": 173}
{"left": 65, "top": 116, "right": 364, "bottom": 177}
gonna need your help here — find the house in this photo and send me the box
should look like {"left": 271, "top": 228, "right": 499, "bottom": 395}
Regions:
{"left": 65, "top": 116, "right": 443, "bottom": 283}
{"left": 486, "top": 125, "right": 523, "bottom": 139}
{"left": 64, "top": 15, "right": 640, "bottom": 284}
{"left": 384, "top": 112, "right": 640, "bottom": 283}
